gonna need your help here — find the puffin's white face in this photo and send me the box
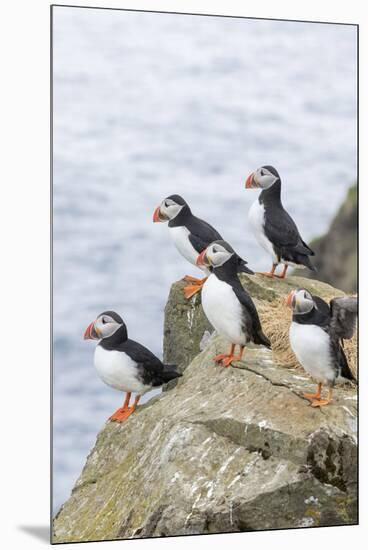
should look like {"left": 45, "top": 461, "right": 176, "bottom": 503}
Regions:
{"left": 84, "top": 313, "right": 123, "bottom": 340}
{"left": 197, "top": 242, "right": 234, "bottom": 268}
{"left": 245, "top": 166, "right": 279, "bottom": 190}
{"left": 153, "top": 198, "right": 184, "bottom": 222}
{"left": 286, "top": 289, "right": 315, "bottom": 315}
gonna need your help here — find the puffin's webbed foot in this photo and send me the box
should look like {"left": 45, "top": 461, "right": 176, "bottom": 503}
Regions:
{"left": 311, "top": 399, "right": 331, "bottom": 408}
{"left": 213, "top": 345, "right": 244, "bottom": 368}
{"left": 109, "top": 406, "right": 135, "bottom": 422}
{"left": 221, "top": 355, "right": 236, "bottom": 368}
{"left": 310, "top": 387, "right": 333, "bottom": 408}
{"left": 256, "top": 264, "right": 278, "bottom": 278}
{"left": 183, "top": 284, "right": 202, "bottom": 299}
{"left": 213, "top": 353, "right": 234, "bottom": 368}
{"left": 109, "top": 394, "right": 140, "bottom": 423}
{"left": 274, "top": 265, "right": 289, "bottom": 279}
{"left": 183, "top": 277, "right": 208, "bottom": 299}
{"left": 256, "top": 272, "right": 275, "bottom": 278}
{"left": 303, "top": 392, "right": 321, "bottom": 399}
{"left": 213, "top": 353, "right": 229, "bottom": 363}
{"left": 303, "top": 383, "right": 322, "bottom": 400}
{"left": 183, "top": 275, "right": 207, "bottom": 284}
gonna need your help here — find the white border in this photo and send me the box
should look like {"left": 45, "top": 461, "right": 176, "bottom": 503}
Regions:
{"left": 1, "top": 1, "right": 365, "bottom": 549}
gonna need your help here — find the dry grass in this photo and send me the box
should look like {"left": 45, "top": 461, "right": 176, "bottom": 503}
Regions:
{"left": 257, "top": 297, "right": 358, "bottom": 380}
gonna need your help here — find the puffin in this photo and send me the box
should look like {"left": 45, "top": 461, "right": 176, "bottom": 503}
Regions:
{"left": 245, "top": 165, "right": 316, "bottom": 278}
{"left": 84, "top": 310, "right": 181, "bottom": 422}
{"left": 153, "top": 194, "right": 254, "bottom": 299}
{"left": 196, "top": 240, "right": 271, "bottom": 367}
{"left": 286, "top": 289, "right": 357, "bottom": 407}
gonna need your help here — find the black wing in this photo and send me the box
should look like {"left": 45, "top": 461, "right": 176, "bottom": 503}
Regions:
{"left": 322, "top": 296, "right": 357, "bottom": 382}
{"left": 119, "top": 339, "right": 180, "bottom": 386}
{"left": 186, "top": 215, "right": 223, "bottom": 253}
{"left": 264, "top": 206, "right": 314, "bottom": 257}
{"left": 329, "top": 296, "right": 358, "bottom": 340}
{"left": 328, "top": 336, "right": 355, "bottom": 381}
{"left": 237, "top": 258, "right": 254, "bottom": 275}
{"left": 118, "top": 339, "right": 164, "bottom": 369}
{"left": 232, "top": 280, "right": 271, "bottom": 348}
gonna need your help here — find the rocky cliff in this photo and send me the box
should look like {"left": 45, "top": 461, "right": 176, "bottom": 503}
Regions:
{"left": 294, "top": 185, "right": 357, "bottom": 293}
{"left": 53, "top": 275, "right": 357, "bottom": 543}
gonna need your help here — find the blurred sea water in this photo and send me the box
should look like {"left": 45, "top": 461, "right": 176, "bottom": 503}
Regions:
{"left": 52, "top": 7, "right": 357, "bottom": 511}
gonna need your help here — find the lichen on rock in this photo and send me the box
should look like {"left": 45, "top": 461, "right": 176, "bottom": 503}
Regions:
{"left": 53, "top": 275, "right": 357, "bottom": 543}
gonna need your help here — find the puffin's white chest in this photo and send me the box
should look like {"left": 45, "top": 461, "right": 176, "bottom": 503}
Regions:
{"left": 168, "top": 225, "right": 207, "bottom": 272}
{"left": 94, "top": 346, "right": 151, "bottom": 394}
{"left": 289, "top": 322, "right": 334, "bottom": 384}
{"left": 201, "top": 275, "right": 246, "bottom": 345}
{"left": 248, "top": 200, "right": 277, "bottom": 262}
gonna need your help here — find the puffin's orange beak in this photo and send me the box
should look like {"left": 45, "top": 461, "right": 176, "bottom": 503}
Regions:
{"left": 196, "top": 250, "right": 208, "bottom": 266}
{"left": 84, "top": 321, "right": 98, "bottom": 340}
{"left": 285, "top": 292, "right": 294, "bottom": 308}
{"left": 153, "top": 206, "right": 161, "bottom": 223}
{"left": 245, "top": 172, "right": 254, "bottom": 188}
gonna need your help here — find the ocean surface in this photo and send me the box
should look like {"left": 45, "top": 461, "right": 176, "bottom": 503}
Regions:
{"left": 52, "top": 7, "right": 357, "bottom": 512}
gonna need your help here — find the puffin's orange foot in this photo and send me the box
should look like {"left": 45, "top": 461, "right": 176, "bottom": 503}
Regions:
{"left": 221, "top": 355, "right": 236, "bottom": 368}
{"left": 213, "top": 353, "right": 228, "bottom": 363}
{"left": 109, "top": 406, "right": 136, "bottom": 422}
{"left": 213, "top": 354, "right": 236, "bottom": 367}
{"left": 256, "top": 271, "right": 275, "bottom": 278}
{"left": 183, "top": 284, "right": 203, "bottom": 299}
{"left": 311, "top": 399, "right": 331, "bottom": 408}
{"left": 303, "top": 383, "right": 322, "bottom": 401}
{"left": 303, "top": 392, "right": 321, "bottom": 400}
{"left": 274, "top": 265, "right": 288, "bottom": 279}
{"left": 221, "top": 352, "right": 244, "bottom": 367}
{"left": 183, "top": 275, "right": 206, "bottom": 284}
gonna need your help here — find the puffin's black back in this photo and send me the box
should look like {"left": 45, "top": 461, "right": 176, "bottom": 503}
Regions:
{"left": 213, "top": 256, "right": 270, "bottom": 348}
{"left": 168, "top": 201, "right": 253, "bottom": 274}
{"left": 258, "top": 171, "right": 315, "bottom": 270}
{"left": 123, "top": 339, "right": 182, "bottom": 387}
{"left": 168, "top": 201, "right": 222, "bottom": 250}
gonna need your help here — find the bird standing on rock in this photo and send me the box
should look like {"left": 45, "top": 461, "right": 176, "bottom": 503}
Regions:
{"left": 196, "top": 240, "right": 271, "bottom": 367}
{"left": 286, "top": 289, "right": 357, "bottom": 407}
{"left": 245, "top": 165, "right": 316, "bottom": 278}
{"left": 153, "top": 194, "right": 253, "bottom": 299}
{"left": 84, "top": 311, "right": 181, "bottom": 422}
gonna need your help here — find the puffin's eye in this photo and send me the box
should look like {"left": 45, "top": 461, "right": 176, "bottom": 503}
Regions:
{"left": 260, "top": 169, "right": 265, "bottom": 176}
{"left": 102, "top": 317, "right": 107, "bottom": 324}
